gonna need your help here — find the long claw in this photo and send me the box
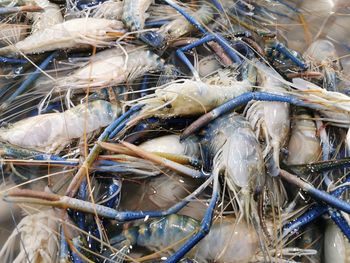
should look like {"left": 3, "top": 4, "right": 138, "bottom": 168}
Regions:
{"left": 282, "top": 173, "right": 350, "bottom": 236}
{"left": 283, "top": 157, "right": 350, "bottom": 177}
{"left": 4, "top": 189, "right": 120, "bottom": 219}
{"left": 181, "top": 92, "right": 321, "bottom": 140}
{"left": 0, "top": 51, "right": 59, "bottom": 112}
{"left": 99, "top": 142, "right": 201, "bottom": 167}
{"left": 120, "top": 141, "right": 207, "bottom": 178}
{"left": 0, "top": 5, "right": 42, "bottom": 15}
{"left": 5, "top": 174, "right": 212, "bottom": 221}
{"left": 280, "top": 170, "right": 350, "bottom": 215}
{"left": 98, "top": 142, "right": 135, "bottom": 156}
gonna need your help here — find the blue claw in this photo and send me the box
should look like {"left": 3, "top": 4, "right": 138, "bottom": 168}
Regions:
{"left": 107, "top": 104, "right": 143, "bottom": 139}
{"left": 0, "top": 51, "right": 59, "bottom": 112}
{"left": 0, "top": 56, "right": 28, "bottom": 64}
{"left": 330, "top": 210, "right": 350, "bottom": 241}
{"left": 274, "top": 42, "right": 308, "bottom": 70}
{"left": 175, "top": 33, "right": 243, "bottom": 78}
{"left": 145, "top": 19, "right": 170, "bottom": 27}
{"left": 59, "top": 228, "right": 70, "bottom": 262}
{"left": 282, "top": 175, "right": 350, "bottom": 237}
{"left": 210, "top": 0, "right": 224, "bottom": 12}
{"left": 77, "top": 180, "right": 87, "bottom": 231}
{"left": 103, "top": 179, "right": 121, "bottom": 209}
{"left": 139, "top": 31, "right": 166, "bottom": 48}
{"left": 181, "top": 91, "right": 316, "bottom": 139}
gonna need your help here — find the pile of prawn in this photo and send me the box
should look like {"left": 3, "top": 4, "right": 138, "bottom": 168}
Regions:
{"left": 1, "top": 0, "right": 350, "bottom": 262}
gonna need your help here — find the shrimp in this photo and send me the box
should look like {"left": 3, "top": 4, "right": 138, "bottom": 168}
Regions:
{"left": 122, "top": 0, "right": 153, "bottom": 31}
{"left": 286, "top": 108, "right": 321, "bottom": 165}
{"left": 54, "top": 47, "right": 164, "bottom": 90}
{"left": 194, "top": 217, "right": 260, "bottom": 263}
{"left": 245, "top": 62, "right": 290, "bottom": 176}
{"left": 324, "top": 219, "right": 350, "bottom": 263}
{"left": 0, "top": 209, "right": 59, "bottom": 263}
{"left": 0, "top": 0, "right": 63, "bottom": 33}
{"left": 200, "top": 113, "right": 265, "bottom": 223}
{"left": 0, "top": 18, "right": 124, "bottom": 55}
{"left": 133, "top": 75, "right": 253, "bottom": 119}
{"left": 110, "top": 214, "right": 260, "bottom": 263}
{"left": 120, "top": 173, "right": 201, "bottom": 214}
{"left": 0, "top": 100, "right": 121, "bottom": 153}
{"left": 121, "top": 0, "right": 166, "bottom": 47}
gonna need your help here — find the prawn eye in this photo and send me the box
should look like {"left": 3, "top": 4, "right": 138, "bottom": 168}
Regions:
{"left": 166, "top": 103, "right": 172, "bottom": 109}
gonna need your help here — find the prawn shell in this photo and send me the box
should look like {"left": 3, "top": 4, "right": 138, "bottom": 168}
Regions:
{"left": 150, "top": 79, "right": 252, "bottom": 117}
{"left": 56, "top": 48, "right": 164, "bottom": 89}
{"left": 139, "top": 134, "right": 199, "bottom": 157}
{"left": 0, "top": 18, "right": 124, "bottom": 55}
{"left": 0, "top": 100, "right": 120, "bottom": 153}
{"left": 287, "top": 113, "right": 321, "bottom": 165}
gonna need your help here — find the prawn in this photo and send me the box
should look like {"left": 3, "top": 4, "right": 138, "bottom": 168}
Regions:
{"left": 0, "top": 100, "right": 121, "bottom": 153}
{"left": 53, "top": 47, "right": 164, "bottom": 91}
{"left": 130, "top": 70, "right": 254, "bottom": 120}
{"left": 245, "top": 62, "right": 290, "bottom": 176}
{"left": 200, "top": 112, "right": 265, "bottom": 223}
{"left": 0, "top": 18, "right": 124, "bottom": 55}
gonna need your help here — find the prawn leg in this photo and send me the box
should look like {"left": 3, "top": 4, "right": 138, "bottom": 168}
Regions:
{"left": 59, "top": 228, "right": 70, "bottom": 262}
{"left": 330, "top": 210, "right": 350, "bottom": 241}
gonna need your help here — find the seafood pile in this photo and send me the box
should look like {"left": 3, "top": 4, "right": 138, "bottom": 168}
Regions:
{"left": 1, "top": 0, "right": 350, "bottom": 262}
